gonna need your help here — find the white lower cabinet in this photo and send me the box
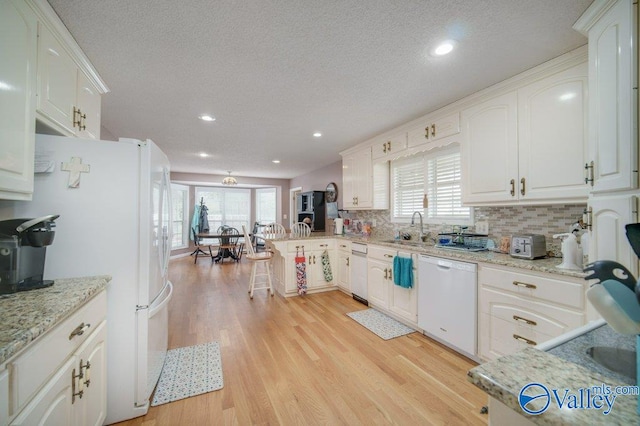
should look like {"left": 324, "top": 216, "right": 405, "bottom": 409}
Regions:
{"left": 271, "top": 239, "right": 336, "bottom": 296}
{"left": 336, "top": 241, "right": 351, "bottom": 293}
{"left": 478, "top": 264, "right": 586, "bottom": 361}
{"left": 367, "top": 245, "right": 417, "bottom": 325}
{"left": 6, "top": 291, "right": 107, "bottom": 426}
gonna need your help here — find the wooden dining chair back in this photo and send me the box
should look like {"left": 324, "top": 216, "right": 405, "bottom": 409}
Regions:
{"left": 291, "top": 222, "right": 311, "bottom": 238}
{"left": 192, "top": 226, "right": 213, "bottom": 263}
{"left": 218, "top": 227, "right": 241, "bottom": 263}
{"left": 242, "top": 225, "right": 274, "bottom": 298}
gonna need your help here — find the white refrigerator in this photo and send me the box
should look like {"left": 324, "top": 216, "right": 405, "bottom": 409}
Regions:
{"left": 4, "top": 134, "right": 173, "bottom": 424}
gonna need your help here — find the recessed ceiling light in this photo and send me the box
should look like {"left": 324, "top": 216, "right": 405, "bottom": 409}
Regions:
{"left": 313, "top": 132, "right": 322, "bottom": 137}
{"left": 199, "top": 153, "right": 211, "bottom": 158}
{"left": 432, "top": 41, "right": 455, "bottom": 56}
{"left": 199, "top": 115, "right": 216, "bottom": 122}
{"left": 272, "top": 160, "right": 280, "bottom": 164}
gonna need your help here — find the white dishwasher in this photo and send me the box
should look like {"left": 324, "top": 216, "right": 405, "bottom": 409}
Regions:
{"left": 418, "top": 255, "right": 477, "bottom": 359}
{"left": 350, "top": 243, "right": 368, "bottom": 305}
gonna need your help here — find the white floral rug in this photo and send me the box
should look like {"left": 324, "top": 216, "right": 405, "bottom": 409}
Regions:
{"left": 151, "top": 341, "right": 223, "bottom": 406}
{"left": 346, "top": 309, "right": 416, "bottom": 340}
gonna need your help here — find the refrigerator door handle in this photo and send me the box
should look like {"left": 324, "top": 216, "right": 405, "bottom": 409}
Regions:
{"left": 149, "top": 281, "right": 173, "bottom": 317}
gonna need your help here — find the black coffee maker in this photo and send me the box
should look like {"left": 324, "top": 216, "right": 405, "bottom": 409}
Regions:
{"left": 0, "top": 215, "right": 59, "bottom": 294}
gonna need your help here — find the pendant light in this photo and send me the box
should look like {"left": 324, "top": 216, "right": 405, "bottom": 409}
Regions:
{"left": 222, "top": 171, "right": 237, "bottom": 185}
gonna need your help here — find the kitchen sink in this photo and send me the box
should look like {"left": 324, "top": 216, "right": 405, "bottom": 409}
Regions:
{"left": 586, "top": 346, "right": 636, "bottom": 381}
{"left": 380, "top": 239, "right": 427, "bottom": 247}
{"left": 543, "top": 321, "right": 637, "bottom": 385}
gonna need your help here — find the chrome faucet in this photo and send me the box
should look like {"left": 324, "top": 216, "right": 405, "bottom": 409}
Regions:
{"left": 411, "top": 211, "right": 424, "bottom": 240}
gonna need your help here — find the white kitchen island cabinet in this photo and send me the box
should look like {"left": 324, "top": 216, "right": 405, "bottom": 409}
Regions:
{"left": 0, "top": 0, "right": 38, "bottom": 201}
{"left": 270, "top": 239, "right": 337, "bottom": 297}
{"left": 462, "top": 52, "right": 589, "bottom": 205}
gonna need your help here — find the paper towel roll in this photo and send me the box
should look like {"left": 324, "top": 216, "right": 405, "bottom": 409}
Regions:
{"left": 334, "top": 218, "right": 344, "bottom": 234}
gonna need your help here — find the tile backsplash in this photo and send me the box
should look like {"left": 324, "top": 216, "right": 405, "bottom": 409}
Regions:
{"left": 345, "top": 204, "right": 586, "bottom": 252}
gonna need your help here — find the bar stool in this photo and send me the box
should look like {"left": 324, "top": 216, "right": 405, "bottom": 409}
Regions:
{"left": 242, "top": 225, "right": 274, "bottom": 298}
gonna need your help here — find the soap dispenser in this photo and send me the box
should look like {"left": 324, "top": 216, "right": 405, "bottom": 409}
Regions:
{"left": 553, "top": 232, "right": 581, "bottom": 270}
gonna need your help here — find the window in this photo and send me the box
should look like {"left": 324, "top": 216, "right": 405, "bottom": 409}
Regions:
{"left": 391, "top": 145, "right": 471, "bottom": 224}
{"left": 171, "top": 184, "right": 189, "bottom": 249}
{"left": 255, "top": 188, "right": 277, "bottom": 224}
{"left": 195, "top": 187, "right": 251, "bottom": 231}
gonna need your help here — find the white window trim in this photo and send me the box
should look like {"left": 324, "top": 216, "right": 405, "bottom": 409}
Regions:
{"left": 171, "top": 183, "right": 189, "bottom": 250}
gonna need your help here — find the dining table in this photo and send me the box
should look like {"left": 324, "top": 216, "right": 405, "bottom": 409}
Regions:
{"left": 196, "top": 231, "right": 247, "bottom": 263}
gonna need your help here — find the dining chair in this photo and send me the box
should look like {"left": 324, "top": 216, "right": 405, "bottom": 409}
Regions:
{"left": 192, "top": 227, "right": 213, "bottom": 263}
{"left": 291, "top": 222, "right": 311, "bottom": 238}
{"left": 217, "top": 227, "right": 241, "bottom": 263}
{"left": 263, "top": 223, "right": 287, "bottom": 240}
{"left": 242, "top": 225, "right": 274, "bottom": 298}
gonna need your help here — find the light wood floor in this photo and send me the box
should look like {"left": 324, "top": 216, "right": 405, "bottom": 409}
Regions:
{"left": 114, "top": 255, "right": 489, "bottom": 425}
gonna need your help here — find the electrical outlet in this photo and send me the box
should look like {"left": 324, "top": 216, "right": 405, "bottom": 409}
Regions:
{"left": 371, "top": 219, "right": 377, "bottom": 227}
{"left": 476, "top": 221, "right": 489, "bottom": 235}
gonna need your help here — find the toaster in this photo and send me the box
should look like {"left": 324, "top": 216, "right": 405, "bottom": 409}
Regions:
{"left": 510, "top": 234, "right": 547, "bottom": 259}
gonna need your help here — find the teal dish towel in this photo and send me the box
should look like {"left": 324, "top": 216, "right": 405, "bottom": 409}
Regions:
{"left": 393, "top": 256, "right": 413, "bottom": 288}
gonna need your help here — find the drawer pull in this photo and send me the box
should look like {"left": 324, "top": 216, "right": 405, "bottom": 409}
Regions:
{"left": 346, "top": 257, "right": 349, "bottom": 266}
{"left": 319, "top": 244, "right": 328, "bottom": 247}
{"left": 69, "top": 322, "right": 91, "bottom": 340}
{"left": 513, "top": 334, "right": 537, "bottom": 346}
{"left": 512, "top": 281, "right": 536, "bottom": 290}
{"left": 513, "top": 315, "right": 537, "bottom": 326}
{"left": 340, "top": 244, "right": 347, "bottom": 248}
{"left": 384, "top": 254, "right": 394, "bottom": 258}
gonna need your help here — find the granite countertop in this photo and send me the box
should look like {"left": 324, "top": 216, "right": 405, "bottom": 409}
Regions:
{"left": 0, "top": 276, "right": 110, "bottom": 365}
{"left": 270, "top": 233, "right": 586, "bottom": 279}
{"left": 468, "top": 345, "right": 638, "bottom": 424}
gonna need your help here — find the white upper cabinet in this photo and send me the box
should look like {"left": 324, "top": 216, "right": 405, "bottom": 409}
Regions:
{"left": 574, "top": 0, "right": 638, "bottom": 193}
{"left": 0, "top": 0, "right": 38, "bottom": 201}
{"left": 461, "top": 91, "right": 519, "bottom": 204}
{"left": 37, "top": 23, "right": 102, "bottom": 139}
{"left": 462, "top": 52, "right": 588, "bottom": 205}
{"left": 371, "top": 132, "right": 407, "bottom": 161}
{"left": 407, "top": 112, "right": 460, "bottom": 149}
{"left": 341, "top": 146, "right": 389, "bottom": 210}
{"left": 517, "top": 62, "right": 589, "bottom": 201}
{"left": 37, "top": 22, "right": 78, "bottom": 135}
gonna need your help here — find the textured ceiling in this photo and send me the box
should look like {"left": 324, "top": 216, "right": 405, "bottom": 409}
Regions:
{"left": 47, "top": 0, "right": 592, "bottom": 179}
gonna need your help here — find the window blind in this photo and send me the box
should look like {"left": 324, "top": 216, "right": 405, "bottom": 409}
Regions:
{"left": 392, "top": 156, "right": 425, "bottom": 219}
{"left": 426, "top": 151, "right": 469, "bottom": 219}
{"left": 390, "top": 145, "right": 470, "bottom": 223}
